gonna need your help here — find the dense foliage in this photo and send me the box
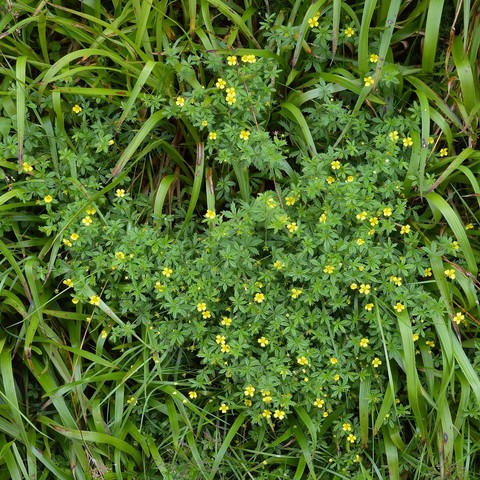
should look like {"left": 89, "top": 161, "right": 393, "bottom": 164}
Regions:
{"left": 1, "top": 1, "right": 480, "bottom": 479}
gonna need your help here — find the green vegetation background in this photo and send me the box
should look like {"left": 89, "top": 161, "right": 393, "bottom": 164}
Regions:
{"left": 0, "top": 0, "right": 479, "bottom": 478}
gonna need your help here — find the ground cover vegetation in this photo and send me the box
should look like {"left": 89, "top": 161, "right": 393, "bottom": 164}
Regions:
{"left": 0, "top": 0, "right": 480, "bottom": 478}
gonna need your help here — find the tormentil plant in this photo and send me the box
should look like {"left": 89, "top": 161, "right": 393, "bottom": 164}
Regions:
{"left": 48, "top": 57, "right": 469, "bottom": 473}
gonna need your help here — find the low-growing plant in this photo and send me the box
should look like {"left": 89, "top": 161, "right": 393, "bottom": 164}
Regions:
{"left": 9, "top": 53, "right": 470, "bottom": 478}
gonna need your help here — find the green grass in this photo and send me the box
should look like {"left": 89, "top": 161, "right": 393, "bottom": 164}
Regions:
{"left": 0, "top": 0, "right": 479, "bottom": 478}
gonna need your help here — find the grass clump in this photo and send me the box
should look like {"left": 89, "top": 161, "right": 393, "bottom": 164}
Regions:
{"left": 0, "top": 1, "right": 479, "bottom": 479}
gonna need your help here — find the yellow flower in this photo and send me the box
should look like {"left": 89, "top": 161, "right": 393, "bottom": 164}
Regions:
{"left": 412, "top": 333, "right": 419, "bottom": 341}
{"left": 227, "top": 56, "right": 237, "bottom": 66}
{"left": 241, "top": 54, "right": 256, "bottom": 63}
{"left": 101, "top": 330, "right": 108, "bottom": 339}
{"left": 465, "top": 223, "right": 474, "bottom": 230}
{"left": 219, "top": 403, "right": 229, "bottom": 413}
{"left": 347, "top": 175, "right": 354, "bottom": 182}
{"left": 266, "top": 198, "right": 276, "bottom": 208}
{"left": 428, "top": 136, "right": 435, "bottom": 144}
{"left": 330, "top": 357, "right": 338, "bottom": 365}
{"left": 258, "top": 336, "right": 269, "bottom": 347}
{"left": 273, "top": 260, "right": 284, "bottom": 269}
{"left": 221, "top": 316, "right": 232, "bottom": 326}
{"left": 287, "top": 222, "right": 298, "bottom": 233}
{"left": 86, "top": 207, "right": 96, "bottom": 215}
{"left": 365, "top": 303, "right": 374, "bottom": 311}
{"left": 162, "top": 267, "right": 173, "bottom": 277}
{"left": 403, "top": 137, "right": 413, "bottom": 147}
{"left": 108, "top": 139, "right": 115, "bottom": 145}
{"left": 297, "top": 356, "right": 309, "bottom": 366}
{"left": 371, "top": 357, "right": 382, "bottom": 368}
{"left": 424, "top": 267, "right": 432, "bottom": 277}
{"left": 244, "top": 385, "right": 256, "bottom": 396}
{"left": 388, "top": 131, "right": 399, "bottom": 141}
{"left": 350, "top": 283, "right": 358, "bottom": 290}
{"left": 72, "top": 297, "right": 80, "bottom": 304}
{"left": 389, "top": 276, "right": 402, "bottom": 286}
{"left": 326, "top": 176, "right": 335, "bottom": 184}
{"left": 115, "top": 251, "right": 125, "bottom": 260}
{"left": 314, "top": 398, "right": 325, "bottom": 408}
{"left": 197, "top": 302, "right": 207, "bottom": 312}
{"left": 344, "top": 26, "right": 355, "bottom": 37}
{"left": 369, "top": 217, "right": 378, "bottom": 226}
{"left": 359, "top": 338, "right": 369, "bottom": 348}
{"left": 189, "top": 391, "right": 198, "bottom": 399}
{"left": 208, "top": 132, "right": 217, "bottom": 140}
{"left": 334, "top": 373, "right": 340, "bottom": 381}
{"left": 205, "top": 209, "right": 216, "bottom": 219}
{"left": 63, "top": 278, "right": 74, "bottom": 287}
{"left": 451, "top": 241, "right": 459, "bottom": 250}
{"left": 72, "top": 104, "right": 82, "bottom": 114}
{"left": 400, "top": 224, "right": 411, "bottom": 234}
{"left": 215, "top": 78, "right": 226, "bottom": 89}
{"left": 261, "top": 409, "right": 272, "bottom": 418}
{"left": 202, "top": 310, "right": 211, "bottom": 319}
{"left": 244, "top": 399, "right": 252, "bottom": 406}
{"left": 363, "top": 76, "right": 374, "bottom": 87}
{"left": 44, "top": 195, "right": 53, "bottom": 203}
{"left": 308, "top": 16, "right": 319, "bottom": 28}
{"left": 426, "top": 340, "right": 435, "bottom": 348}
{"left": 347, "top": 434, "right": 357, "bottom": 443}
{"left": 216, "top": 335, "right": 226, "bottom": 345}
{"left": 369, "top": 53, "right": 379, "bottom": 63}
{"left": 285, "top": 196, "right": 296, "bottom": 206}
{"left": 254, "top": 293, "right": 265, "bottom": 303}
{"left": 115, "top": 189, "right": 126, "bottom": 197}
{"left": 70, "top": 233, "right": 79, "bottom": 241}
{"left": 262, "top": 393, "right": 272, "bottom": 403}
{"left": 221, "top": 343, "right": 230, "bottom": 353}
{"left": 356, "top": 238, "right": 365, "bottom": 246}
{"left": 359, "top": 284, "right": 371, "bottom": 295}
{"left": 342, "top": 423, "right": 352, "bottom": 431}
{"left": 62, "top": 239, "right": 73, "bottom": 247}
{"left": 331, "top": 160, "right": 341, "bottom": 170}
{"left": 175, "top": 97, "right": 185, "bottom": 107}
{"left": 323, "top": 265, "right": 335, "bottom": 274}
{"left": 274, "top": 410, "right": 286, "bottom": 420}
{"left": 319, "top": 213, "right": 327, "bottom": 223}
{"left": 439, "top": 148, "right": 448, "bottom": 157}
{"left": 383, "top": 207, "right": 392, "bottom": 216}
{"left": 291, "top": 288, "right": 303, "bottom": 299}
{"left": 393, "top": 302, "right": 405, "bottom": 313}
{"left": 444, "top": 269, "right": 456, "bottom": 280}
{"left": 154, "top": 281, "right": 165, "bottom": 291}
{"left": 356, "top": 211, "right": 367, "bottom": 221}
{"left": 127, "top": 396, "right": 137, "bottom": 405}
{"left": 82, "top": 216, "right": 93, "bottom": 226}
{"left": 23, "top": 162, "right": 33, "bottom": 172}
{"left": 240, "top": 130, "right": 251, "bottom": 140}
{"left": 201, "top": 120, "right": 208, "bottom": 127}
{"left": 89, "top": 295, "right": 101, "bottom": 306}
{"left": 453, "top": 312, "right": 464, "bottom": 324}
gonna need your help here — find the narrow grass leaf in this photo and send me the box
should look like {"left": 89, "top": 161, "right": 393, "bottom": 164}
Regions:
{"left": 425, "top": 192, "right": 477, "bottom": 275}
{"left": 15, "top": 56, "right": 27, "bottom": 165}
{"left": 396, "top": 310, "right": 428, "bottom": 439}
{"left": 358, "top": 0, "right": 377, "bottom": 75}
{"left": 422, "top": 0, "right": 444, "bottom": 72}
{"left": 111, "top": 110, "right": 166, "bottom": 177}
{"left": 211, "top": 411, "right": 247, "bottom": 476}
{"left": 451, "top": 35, "right": 478, "bottom": 115}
